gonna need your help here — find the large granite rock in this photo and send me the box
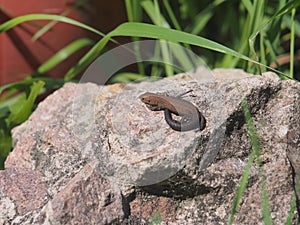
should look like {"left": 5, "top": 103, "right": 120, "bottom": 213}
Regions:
{"left": 1, "top": 68, "right": 299, "bottom": 224}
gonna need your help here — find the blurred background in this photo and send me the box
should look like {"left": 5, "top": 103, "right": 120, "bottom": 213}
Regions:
{"left": 0, "top": 0, "right": 128, "bottom": 85}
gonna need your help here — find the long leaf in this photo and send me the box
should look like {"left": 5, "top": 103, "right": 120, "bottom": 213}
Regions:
{"left": 107, "top": 22, "right": 289, "bottom": 77}
{"left": 66, "top": 22, "right": 290, "bottom": 80}
{"left": 6, "top": 81, "right": 45, "bottom": 127}
{"left": 0, "top": 77, "right": 65, "bottom": 96}
{"left": 36, "top": 38, "right": 94, "bottom": 75}
{"left": 64, "top": 36, "right": 111, "bottom": 81}
{"left": 0, "top": 14, "right": 104, "bottom": 36}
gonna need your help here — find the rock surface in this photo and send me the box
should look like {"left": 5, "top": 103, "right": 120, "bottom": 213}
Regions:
{"left": 1, "top": 68, "right": 299, "bottom": 224}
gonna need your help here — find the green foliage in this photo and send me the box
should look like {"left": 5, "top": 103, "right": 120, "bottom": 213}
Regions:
{"left": 229, "top": 98, "right": 297, "bottom": 224}
{"left": 0, "top": 81, "right": 45, "bottom": 169}
{"left": 36, "top": 38, "right": 94, "bottom": 76}
{"left": 0, "top": 3, "right": 298, "bottom": 223}
{"left": 149, "top": 212, "right": 162, "bottom": 225}
{"left": 229, "top": 99, "right": 271, "bottom": 225}
{"left": 0, "top": 13, "right": 97, "bottom": 169}
{"left": 0, "top": 13, "right": 103, "bottom": 36}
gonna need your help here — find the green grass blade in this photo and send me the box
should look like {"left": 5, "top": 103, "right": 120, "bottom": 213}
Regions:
{"left": 264, "top": 38, "right": 280, "bottom": 68}
{"left": 141, "top": 0, "right": 173, "bottom": 76}
{"left": 141, "top": 1, "right": 198, "bottom": 74}
{"left": 290, "top": 8, "right": 296, "bottom": 78}
{"left": 64, "top": 36, "right": 111, "bottom": 81}
{"left": 36, "top": 38, "right": 94, "bottom": 75}
{"left": 229, "top": 99, "right": 272, "bottom": 224}
{"left": 0, "top": 88, "right": 18, "bottom": 103}
{"left": 109, "top": 22, "right": 255, "bottom": 61}
{"left": 272, "top": 0, "right": 300, "bottom": 20}
{"left": 66, "top": 22, "right": 291, "bottom": 80}
{"left": 249, "top": 0, "right": 300, "bottom": 58}
{"left": 6, "top": 81, "right": 44, "bottom": 127}
{"left": 242, "top": 0, "right": 253, "bottom": 14}
{"left": 107, "top": 22, "right": 290, "bottom": 78}
{"left": 259, "top": 32, "right": 266, "bottom": 73}
{"left": 125, "top": 0, "right": 143, "bottom": 22}
{"left": 153, "top": 0, "right": 173, "bottom": 76}
{"left": 0, "top": 129, "right": 12, "bottom": 169}
{"left": 162, "top": 0, "right": 195, "bottom": 58}
{"left": 222, "top": 0, "right": 265, "bottom": 70}
{"left": 283, "top": 15, "right": 300, "bottom": 37}
{"left": 141, "top": 0, "right": 170, "bottom": 28}
{"left": 247, "top": 0, "right": 265, "bottom": 72}
{"left": 109, "top": 72, "right": 146, "bottom": 83}
{"left": 125, "top": 0, "right": 145, "bottom": 75}
{"left": 162, "top": 0, "right": 182, "bottom": 30}
{"left": 242, "top": 99, "right": 272, "bottom": 224}
{"left": 0, "top": 92, "right": 26, "bottom": 109}
{"left": 252, "top": 0, "right": 265, "bottom": 34}
{"left": 0, "top": 14, "right": 104, "bottom": 36}
{"left": 228, "top": 147, "right": 256, "bottom": 225}
{"left": 167, "top": 43, "right": 194, "bottom": 71}
{"left": 249, "top": 0, "right": 300, "bottom": 41}
{"left": 261, "top": 174, "right": 272, "bottom": 225}
{"left": 32, "top": 12, "right": 70, "bottom": 41}
{"left": 229, "top": 99, "right": 257, "bottom": 224}
{"left": 0, "top": 81, "right": 45, "bottom": 169}
{"left": 32, "top": 0, "right": 89, "bottom": 41}
{"left": 149, "top": 212, "right": 162, "bottom": 225}
{"left": 190, "top": 12, "right": 212, "bottom": 35}
{"left": 0, "top": 77, "right": 66, "bottom": 96}
{"left": 285, "top": 192, "right": 297, "bottom": 225}
{"left": 125, "top": 0, "right": 134, "bottom": 22}
{"left": 187, "top": 0, "right": 226, "bottom": 35}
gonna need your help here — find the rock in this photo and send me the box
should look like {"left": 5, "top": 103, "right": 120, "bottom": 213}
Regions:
{"left": 1, "top": 68, "right": 299, "bottom": 224}
{"left": 35, "top": 163, "right": 126, "bottom": 225}
{"left": 0, "top": 168, "right": 48, "bottom": 224}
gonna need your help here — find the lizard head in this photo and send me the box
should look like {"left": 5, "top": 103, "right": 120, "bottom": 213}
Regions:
{"left": 139, "top": 92, "right": 162, "bottom": 111}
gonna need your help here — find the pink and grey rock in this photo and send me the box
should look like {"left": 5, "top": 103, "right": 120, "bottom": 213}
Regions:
{"left": 0, "top": 69, "right": 299, "bottom": 224}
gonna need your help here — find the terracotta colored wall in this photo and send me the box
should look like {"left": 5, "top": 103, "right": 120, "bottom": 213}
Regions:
{"left": 0, "top": 0, "right": 127, "bottom": 85}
